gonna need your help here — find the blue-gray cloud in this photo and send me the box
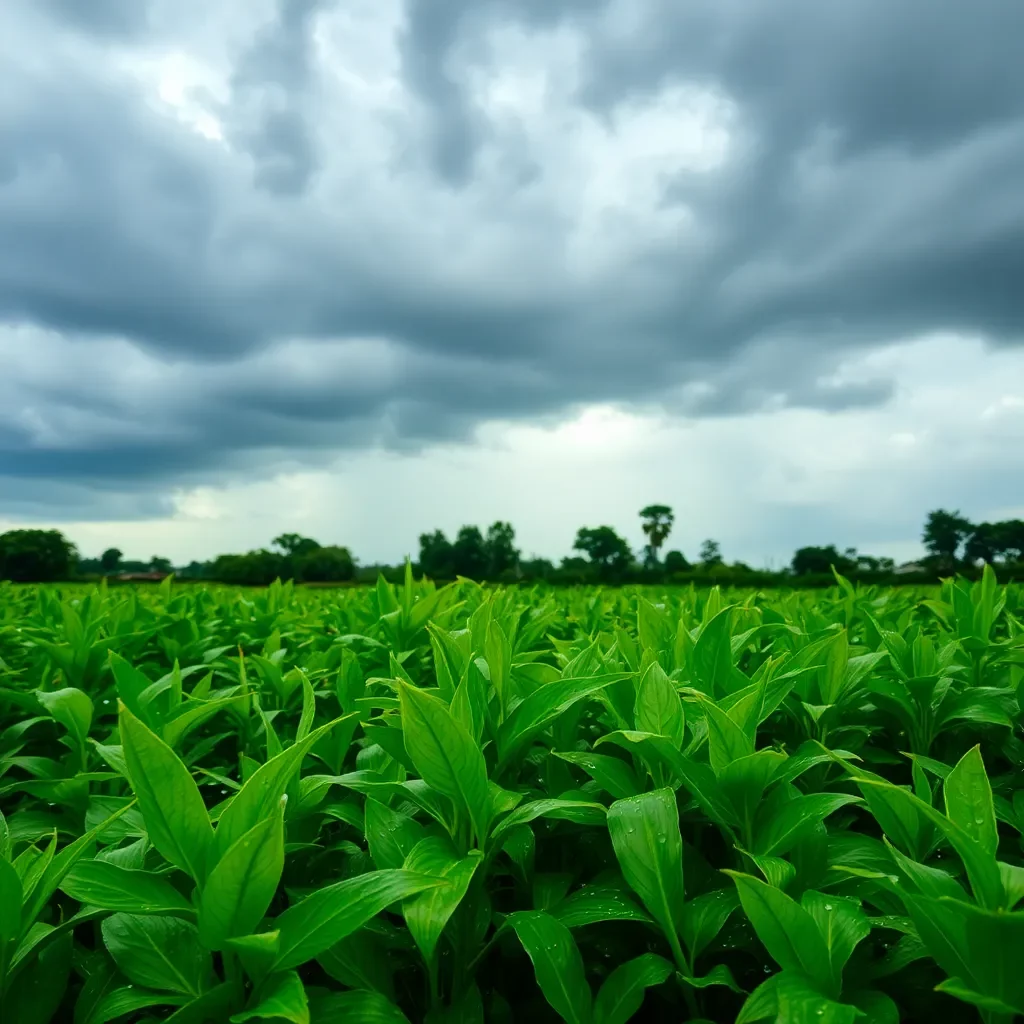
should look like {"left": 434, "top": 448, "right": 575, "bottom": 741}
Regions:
{"left": 1, "top": 0, "right": 1023, "bottom": 519}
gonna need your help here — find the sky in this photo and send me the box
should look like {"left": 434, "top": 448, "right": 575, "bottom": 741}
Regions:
{"left": 1, "top": 0, "right": 1023, "bottom": 569}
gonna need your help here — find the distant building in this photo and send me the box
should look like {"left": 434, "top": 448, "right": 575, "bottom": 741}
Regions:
{"left": 115, "top": 571, "right": 171, "bottom": 582}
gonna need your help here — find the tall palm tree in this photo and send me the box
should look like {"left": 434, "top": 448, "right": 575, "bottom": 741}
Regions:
{"left": 639, "top": 505, "right": 674, "bottom": 566}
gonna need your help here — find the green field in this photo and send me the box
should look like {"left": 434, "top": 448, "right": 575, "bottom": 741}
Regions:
{"left": 0, "top": 573, "right": 1022, "bottom": 1023}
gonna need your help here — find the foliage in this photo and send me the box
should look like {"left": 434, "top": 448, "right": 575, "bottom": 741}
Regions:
{"left": 699, "top": 538, "right": 723, "bottom": 567}
{"left": 101, "top": 549, "right": 123, "bottom": 574}
{"left": 0, "top": 529, "right": 77, "bottom": 582}
{"left": 1, "top": 569, "right": 1023, "bottom": 1020}
{"left": 923, "top": 510, "right": 974, "bottom": 568}
{"left": 419, "top": 523, "right": 521, "bottom": 582}
{"left": 792, "top": 545, "right": 856, "bottom": 577}
{"left": 664, "top": 549, "right": 689, "bottom": 574}
{"left": 573, "top": 526, "right": 632, "bottom": 581}
{"left": 294, "top": 545, "right": 355, "bottom": 583}
{"left": 639, "top": 505, "right": 674, "bottom": 567}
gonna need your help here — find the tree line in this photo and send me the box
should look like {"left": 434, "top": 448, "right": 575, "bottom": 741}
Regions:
{"left": 1, "top": 506, "right": 1022, "bottom": 585}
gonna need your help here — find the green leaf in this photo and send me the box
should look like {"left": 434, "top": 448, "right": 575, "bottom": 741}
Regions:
{"left": 943, "top": 744, "right": 998, "bottom": 858}
{"left": 118, "top": 703, "right": 213, "bottom": 884}
{"left": 692, "top": 607, "right": 735, "bottom": 697}
{"left": 935, "top": 977, "right": 1021, "bottom": 1017}
{"left": 717, "top": 750, "right": 787, "bottom": 837}
{"left": 82, "top": 988, "right": 188, "bottom": 1024}
{"left": 774, "top": 971, "right": 860, "bottom": 1023}
{"left": 606, "top": 789, "right": 686, "bottom": 967}
{"left": 682, "top": 963, "right": 743, "bottom": 992}
{"left": 634, "top": 663, "right": 684, "bottom": 748}
{"left": 859, "top": 778, "right": 1004, "bottom": 909}
{"left": 402, "top": 837, "right": 482, "bottom": 962}
{"left": 736, "top": 974, "right": 780, "bottom": 1024}
{"left": 101, "top": 913, "right": 212, "bottom": 997}
{"left": 109, "top": 653, "right": 154, "bottom": 722}
{"left": 3, "top": 931, "right": 72, "bottom": 1024}
{"left": 754, "top": 793, "right": 861, "bottom": 857}
{"left": 19, "top": 801, "right": 134, "bottom": 931}
{"left": 214, "top": 715, "right": 354, "bottom": 861}
{"left": 162, "top": 696, "right": 242, "bottom": 750}
{"left": 491, "top": 799, "right": 607, "bottom": 842}
{"left": 226, "top": 931, "right": 281, "bottom": 981}
{"left": 509, "top": 911, "right": 592, "bottom": 1024}
{"left": 199, "top": 795, "right": 285, "bottom": 950}
{"left": 307, "top": 990, "right": 411, "bottom": 1024}
{"left": 61, "top": 860, "right": 194, "bottom": 915}
{"left": 36, "top": 687, "right": 93, "bottom": 748}
{"left": 272, "top": 869, "right": 442, "bottom": 971}
{"left": 398, "top": 681, "right": 492, "bottom": 845}
{"left": 316, "top": 930, "right": 395, "bottom": 999}
{"left": 932, "top": 899, "right": 1024, "bottom": 1015}
{"left": 801, "top": 891, "right": 870, "bottom": 990}
{"left": 365, "top": 799, "right": 427, "bottom": 870}
{"left": 600, "top": 733, "right": 737, "bottom": 831}
{"left": 678, "top": 888, "right": 738, "bottom": 960}
{"left": 231, "top": 971, "right": 309, "bottom": 1024}
{"left": 698, "top": 697, "right": 753, "bottom": 773}
{"left": 160, "top": 983, "right": 236, "bottom": 1024}
{"left": 0, "top": 855, "right": 22, "bottom": 981}
{"left": 485, "top": 620, "right": 512, "bottom": 716}
{"left": 553, "top": 752, "right": 640, "bottom": 800}
{"left": 497, "top": 674, "right": 625, "bottom": 768}
{"left": 593, "top": 953, "right": 673, "bottom": 1024}
{"left": 550, "top": 886, "right": 652, "bottom": 928}
{"left": 724, "top": 872, "right": 832, "bottom": 992}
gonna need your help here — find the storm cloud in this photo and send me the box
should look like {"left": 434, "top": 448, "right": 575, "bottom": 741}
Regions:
{"left": 1, "top": 0, "right": 1023, "bottom": 531}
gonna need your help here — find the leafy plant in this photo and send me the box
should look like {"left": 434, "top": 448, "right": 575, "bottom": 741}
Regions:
{"left": 0, "top": 569, "right": 1021, "bottom": 1021}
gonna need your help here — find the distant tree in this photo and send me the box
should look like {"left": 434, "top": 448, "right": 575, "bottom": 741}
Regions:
{"left": 179, "top": 561, "right": 210, "bottom": 579}
{"left": 791, "top": 545, "right": 855, "bottom": 576}
{"left": 922, "top": 509, "right": 973, "bottom": 567}
{"left": 418, "top": 530, "right": 455, "bottom": 580}
{"left": 0, "top": 529, "right": 78, "bottom": 582}
{"left": 639, "top": 504, "right": 674, "bottom": 566}
{"left": 485, "top": 521, "right": 520, "bottom": 578}
{"left": 573, "top": 526, "right": 632, "bottom": 581}
{"left": 452, "top": 526, "right": 488, "bottom": 579}
{"left": 556, "top": 555, "right": 596, "bottom": 584}
{"left": 149, "top": 556, "right": 173, "bottom": 574}
{"left": 663, "top": 550, "right": 689, "bottom": 574}
{"left": 850, "top": 554, "right": 896, "bottom": 574}
{"left": 965, "top": 520, "right": 1024, "bottom": 564}
{"left": 520, "top": 556, "right": 555, "bottom": 581}
{"left": 209, "top": 549, "right": 286, "bottom": 586}
{"left": 100, "top": 547, "right": 123, "bottom": 574}
{"left": 698, "top": 539, "right": 723, "bottom": 567}
{"left": 997, "top": 519, "right": 1024, "bottom": 561}
{"left": 272, "top": 534, "right": 321, "bottom": 558}
{"left": 297, "top": 545, "right": 355, "bottom": 583}
{"left": 964, "top": 523, "right": 1000, "bottom": 565}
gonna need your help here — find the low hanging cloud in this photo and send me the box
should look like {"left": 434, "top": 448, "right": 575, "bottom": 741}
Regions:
{"left": 1, "top": 0, "right": 1023, "bottom": 524}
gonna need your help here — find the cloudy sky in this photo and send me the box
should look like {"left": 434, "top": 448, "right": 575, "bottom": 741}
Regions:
{"left": 2, "top": 0, "right": 1023, "bottom": 568}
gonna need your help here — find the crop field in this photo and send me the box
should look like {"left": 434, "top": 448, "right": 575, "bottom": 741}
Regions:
{"left": 0, "top": 571, "right": 1022, "bottom": 1024}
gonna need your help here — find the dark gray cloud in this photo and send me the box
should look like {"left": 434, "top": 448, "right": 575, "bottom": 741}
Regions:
{"left": 1, "top": 0, "right": 1023, "bottom": 519}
